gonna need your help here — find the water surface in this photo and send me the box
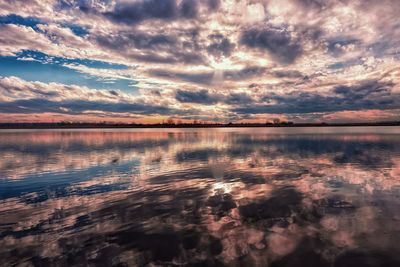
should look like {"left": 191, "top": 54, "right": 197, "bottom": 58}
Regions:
{"left": 1, "top": 127, "right": 400, "bottom": 266}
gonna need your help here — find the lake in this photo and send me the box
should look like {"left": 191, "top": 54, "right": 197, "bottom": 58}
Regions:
{"left": 0, "top": 127, "right": 400, "bottom": 266}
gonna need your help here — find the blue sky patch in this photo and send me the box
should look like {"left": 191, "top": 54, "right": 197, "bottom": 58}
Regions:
{"left": 0, "top": 14, "right": 42, "bottom": 30}
{"left": 0, "top": 50, "right": 137, "bottom": 92}
{"left": 1, "top": 14, "right": 89, "bottom": 37}
{"left": 17, "top": 50, "right": 128, "bottom": 70}
{"left": 61, "top": 23, "right": 89, "bottom": 36}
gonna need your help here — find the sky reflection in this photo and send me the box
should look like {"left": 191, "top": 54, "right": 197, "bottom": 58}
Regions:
{"left": 0, "top": 127, "right": 400, "bottom": 266}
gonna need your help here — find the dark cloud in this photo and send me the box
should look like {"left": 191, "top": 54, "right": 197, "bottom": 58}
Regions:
{"left": 150, "top": 90, "right": 162, "bottom": 97}
{"left": 326, "top": 37, "right": 360, "bottom": 56}
{"left": 176, "top": 89, "right": 253, "bottom": 105}
{"left": 0, "top": 99, "right": 182, "bottom": 115}
{"left": 151, "top": 69, "right": 214, "bottom": 85}
{"left": 233, "top": 80, "right": 399, "bottom": 114}
{"left": 176, "top": 89, "right": 221, "bottom": 105}
{"left": 207, "top": 0, "right": 221, "bottom": 10}
{"left": 293, "top": 0, "right": 333, "bottom": 10}
{"left": 105, "top": 0, "right": 178, "bottom": 24}
{"left": 104, "top": 0, "right": 218, "bottom": 24}
{"left": 223, "top": 66, "right": 267, "bottom": 80}
{"left": 333, "top": 80, "right": 394, "bottom": 104}
{"left": 181, "top": 0, "right": 199, "bottom": 18}
{"left": 96, "top": 32, "right": 176, "bottom": 50}
{"left": 95, "top": 31, "right": 204, "bottom": 64}
{"left": 109, "top": 90, "right": 119, "bottom": 96}
{"left": 207, "top": 34, "right": 235, "bottom": 58}
{"left": 225, "top": 93, "right": 254, "bottom": 105}
{"left": 273, "top": 70, "right": 305, "bottom": 79}
{"left": 241, "top": 27, "right": 303, "bottom": 64}
{"left": 133, "top": 53, "right": 203, "bottom": 64}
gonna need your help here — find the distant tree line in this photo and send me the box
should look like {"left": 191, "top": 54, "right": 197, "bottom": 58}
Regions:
{"left": 1, "top": 120, "right": 400, "bottom": 129}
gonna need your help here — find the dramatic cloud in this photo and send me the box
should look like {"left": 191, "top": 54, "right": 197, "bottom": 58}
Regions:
{"left": 241, "top": 27, "right": 303, "bottom": 64}
{"left": 234, "top": 80, "right": 400, "bottom": 115}
{"left": 104, "top": 0, "right": 219, "bottom": 24}
{"left": 0, "top": 98, "right": 177, "bottom": 115}
{"left": 176, "top": 89, "right": 253, "bottom": 106}
{"left": 207, "top": 33, "right": 235, "bottom": 59}
{"left": 0, "top": 76, "right": 186, "bottom": 120}
{"left": 106, "top": 0, "right": 180, "bottom": 24}
{"left": 0, "top": 0, "right": 400, "bottom": 122}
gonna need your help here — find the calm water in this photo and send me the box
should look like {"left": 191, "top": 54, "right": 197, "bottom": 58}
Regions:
{"left": 0, "top": 127, "right": 400, "bottom": 267}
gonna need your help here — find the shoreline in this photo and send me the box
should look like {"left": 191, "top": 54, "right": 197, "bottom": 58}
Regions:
{"left": 1, "top": 123, "right": 400, "bottom": 130}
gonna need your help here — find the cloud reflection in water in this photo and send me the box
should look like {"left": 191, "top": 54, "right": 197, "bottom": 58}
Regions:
{"left": 0, "top": 127, "right": 400, "bottom": 266}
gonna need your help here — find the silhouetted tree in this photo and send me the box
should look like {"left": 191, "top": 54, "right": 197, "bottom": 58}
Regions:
{"left": 166, "top": 117, "right": 175, "bottom": 125}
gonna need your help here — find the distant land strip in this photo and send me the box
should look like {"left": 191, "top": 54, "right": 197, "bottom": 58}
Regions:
{"left": 1, "top": 121, "right": 400, "bottom": 129}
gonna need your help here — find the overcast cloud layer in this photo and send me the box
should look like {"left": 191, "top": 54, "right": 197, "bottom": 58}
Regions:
{"left": 1, "top": 0, "right": 400, "bottom": 123}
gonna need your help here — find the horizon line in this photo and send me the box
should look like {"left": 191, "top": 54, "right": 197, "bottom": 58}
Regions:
{"left": 1, "top": 121, "right": 400, "bottom": 129}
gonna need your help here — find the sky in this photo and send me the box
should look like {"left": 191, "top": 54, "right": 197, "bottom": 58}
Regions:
{"left": 0, "top": 0, "right": 400, "bottom": 124}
